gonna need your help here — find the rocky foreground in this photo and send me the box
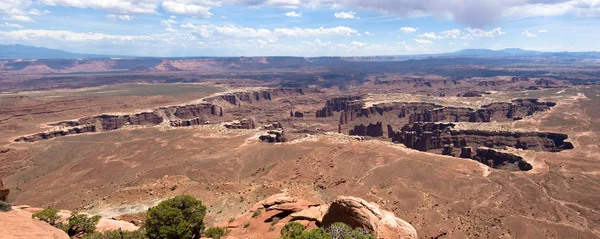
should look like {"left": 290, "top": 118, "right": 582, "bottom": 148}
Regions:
{"left": 0, "top": 190, "right": 416, "bottom": 239}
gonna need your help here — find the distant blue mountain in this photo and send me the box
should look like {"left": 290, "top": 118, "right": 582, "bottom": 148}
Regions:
{"left": 0, "top": 44, "right": 108, "bottom": 59}
{"left": 447, "top": 48, "right": 542, "bottom": 56}
{"left": 1, "top": 44, "right": 598, "bottom": 60}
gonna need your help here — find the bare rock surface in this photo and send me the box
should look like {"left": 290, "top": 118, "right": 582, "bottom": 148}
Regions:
{"left": 0, "top": 209, "right": 70, "bottom": 239}
{"left": 322, "top": 196, "right": 417, "bottom": 239}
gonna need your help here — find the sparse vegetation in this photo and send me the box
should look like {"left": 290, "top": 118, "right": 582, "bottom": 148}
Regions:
{"left": 204, "top": 227, "right": 229, "bottom": 239}
{"left": 270, "top": 216, "right": 281, "bottom": 225}
{"left": 32, "top": 207, "right": 61, "bottom": 226}
{"left": 251, "top": 209, "right": 261, "bottom": 218}
{"left": 269, "top": 225, "right": 276, "bottom": 232}
{"left": 0, "top": 200, "right": 11, "bottom": 212}
{"left": 145, "top": 195, "right": 206, "bottom": 239}
{"left": 65, "top": 213, "right": 102, "bottom": 237}
{"left": 243, "top": 222, "right": 250, "bottom": 228}
{"left": 280, "top": 222, "right": 305, "bottom": 239}
{"left": 279, "top": 222, "right": 375, "bottom": 239}
{"left": 81, "top": 228, "right": 147, "bottom": 239}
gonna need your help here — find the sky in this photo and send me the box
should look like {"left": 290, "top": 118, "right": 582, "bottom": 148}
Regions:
{"left": 0, "top": 0, "right": 599, "bottom": 57}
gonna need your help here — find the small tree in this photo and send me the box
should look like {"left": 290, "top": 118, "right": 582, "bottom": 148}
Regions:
{"left": 281, "top": 222, "right": 305, "bottom": 239}
{"left": 32, "top": 207, "right": 61, "bottom": 226}
{"left": 66, "top": 213, "right": 102, "bottom": 237}
{"left": 325, "top": 222, "right": 375, "bottom": 239}
{"left": 81, "top": 229, "right": 147, "bottom": 239}
{"left": 204, "top": 227, "right": 229, "bottom": 239}
{"left": 145, "top": 195, "right": 206, "bottom": 239}
{"left": 299, "top": 228, "right": 332, "bottom": 239}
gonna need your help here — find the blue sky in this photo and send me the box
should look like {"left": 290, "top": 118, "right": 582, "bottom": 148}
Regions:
{"left": 1, "top": 0, "right": 599, "bottom": 56}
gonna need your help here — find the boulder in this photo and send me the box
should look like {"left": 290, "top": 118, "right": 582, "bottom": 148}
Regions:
{"left": 0, "top": 179, "right": 9, "bottom": 201}
{"left": 96, "top": 218, "right": 139, "bottom": 232}
{"left": 267, "top": 199, "right": 319, "bottom": 212}
{"left": 291, "top": 205, "right": 329, "bottom": 223}
{"left": 322, "top": 196, "right": 417, "bottom": 239}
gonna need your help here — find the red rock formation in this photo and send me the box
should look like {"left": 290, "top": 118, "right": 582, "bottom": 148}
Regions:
{"left": 322, "top": 196, "right": 417, "bottom": 239}
{"left": 0, "top": 209, "right": 70, "bottom": 239}
{"left": 349, "top": 122, "right": 384, "bottom": 137}
{"left": 0, "top": 179, "right": 9, "bottom": 201}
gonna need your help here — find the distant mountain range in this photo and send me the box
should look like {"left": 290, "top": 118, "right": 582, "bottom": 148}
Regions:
{"left": 0, "top": 44, "right": 109, "bottom": 59}
{"left": 1, "top": 44, "right": 599, "bottom": 60}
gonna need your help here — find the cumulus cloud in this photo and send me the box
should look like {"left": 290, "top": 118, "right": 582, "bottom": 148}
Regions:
{"left": 538, "top": 29, "right": 548, "bottom": 33}
{"left": 364, "top": 31, "right": 373, "bottom": 35}
{"left": 37, "top": 0, "right": 157, "bottom": 14}
{"left": 400, "top": 27, "right": 418, "bottom": 33}
{"left": 181, "top": 23, "right": 358, "bottom": 41}
{"left": 414, "top": 39, "right": 433, "bottom": 44}
{"left": 285, "top": 11, "right": 302, "bottom": 17}
{"left": 107, "top": 14, "right": 134, "bottom": 21}
{"left": 464, "top": 27, "right": 505, "bottom": 38}
{"left": 2, "top": 22, "right": 22, "bottom": 28}
{"left": 162, "top": 1, "right": 213, "bottom": 18}
{"left": 28, "top": 9, "right": 50, "bottom": 16}
{"left": 522, "top": 30, "right": 537, "bottom": 37}
{"left": 441, "top": 29, "right": 461, "bottom": 39}
{"left": 418, "top": 32, "right": 442, "bottom": 39}
{"left": 4, "top": 15, "right": 35, "bottom": 22}
{"left": 334, "top": 11, "right": 359, "bottom": 19}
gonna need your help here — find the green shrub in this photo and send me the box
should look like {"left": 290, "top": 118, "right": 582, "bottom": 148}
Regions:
{"left": 32, "top": 207, "right": 61, "bottom": 226}
{"left": 81, "top": 229, "right": 147, "bottom": 239}
{"left": 269, "top": 225, "right": 276, "bottom": 232}
{"left": 299, "top": 228, "right": 332, "bottom": 239}
{"left": 251, "top": 209, "right": 261, "bottom": 218}
{"left": 66, "top": 213, "right": 102, "bottom": 237}
{"left": 243, "top": 222, "right": 250, "bottom": 228}
{"left": 0, "top": 200, "right": 11, "bottom": 212}
{"left": 280, "top": 222, "right": 305, "bottom": 239}
{"left": 325, "top": 222, "right": 375, "bottom": 239}
{"left": 145, "top": 195, "right": 206, "bottom": 239}
{"left": 204, "top": 227, "right": 229, "bottom": 239}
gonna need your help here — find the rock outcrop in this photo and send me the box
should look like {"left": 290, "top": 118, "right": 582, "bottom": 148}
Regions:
{"left": 217, "top": 88, "right": 307, "bottom": 105}
{"left": 389, "top": 123, "right": 573, "bottom": 153}
{"left": 0, "top": 209, "right": 70, "bottom": 239}
{"left": 0, "top": 179, "right": 9, "bottom": 201}
{"left": 388, "top": 123, "right": 571, "bottom": 171}
{"left": 225, "top": 193, "right": 416, "bottom": 239}
{"left": 224, "top": 119, "right": 255, "bottom": 129}
{"left": 322, "top": 196, "right": 417, "bottom": 239}
{"left": 16, "top": 102, "right": 223, "bottom": 142}
{"left": 349, "top": 122, "right": 384, "bottom": 137}
{"left": 259, "top": 130, "right": 286, "bottom": 143}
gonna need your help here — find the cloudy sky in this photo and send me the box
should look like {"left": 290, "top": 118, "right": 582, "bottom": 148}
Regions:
{"left": 1, "top": 0, "right": 599, "bottom": 56}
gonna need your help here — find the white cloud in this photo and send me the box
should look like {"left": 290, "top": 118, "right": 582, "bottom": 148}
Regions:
{"left": 107, "top": 14, "right": 134, "bottom": 21}
{"left": 414, "top": 39, "right": 433, "bottom": 44}
{"left": 161, "top": 19, "right": 177, "bottom": 28}
{"left": 334, "top": 11, "right": 359, "bottom": 19}
{"left": 441, "top": 29, "right": 461, "bottom": 39}
{"left": 400, "top": 27, "right": 417, "bottom": 33}
{"left": 181, "top": 23, "right": 358, "bottom": 41}
{"left": 273, "top": 26, "right": 358, "bottom": 37}
{"left": 364, "top": 31, "right": 373, "bottom": 36}
{"left": 3, "top": 15, "right": 35, "bottom": 22}
{"left": 522, "top": 30, "right": 536, "bottom": 37}
{"left": 37, "top": 0, "right": 157, "bottom": 14}
{"left": 166, "top": 27, "right": 177, "bottom": 32}
{"left": 28, "top": 9, "right": 50, "bottom": 16}
{"left": 162, "top": 1, "right": 213, "bottom": 18}
{"left": 2, "top": 22, "right": 23, "bottom": 28}
{"left": 538, "top": 29, "right": 548, "bottom": 33}
{"left": 418, "top": 32, "right": 442, "bottom": 39}
{"left": 463, "top": 27, "right": 505, "bottom": 38}
{"left": 285, "top": 11, "right": 302, "bottom": 17}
